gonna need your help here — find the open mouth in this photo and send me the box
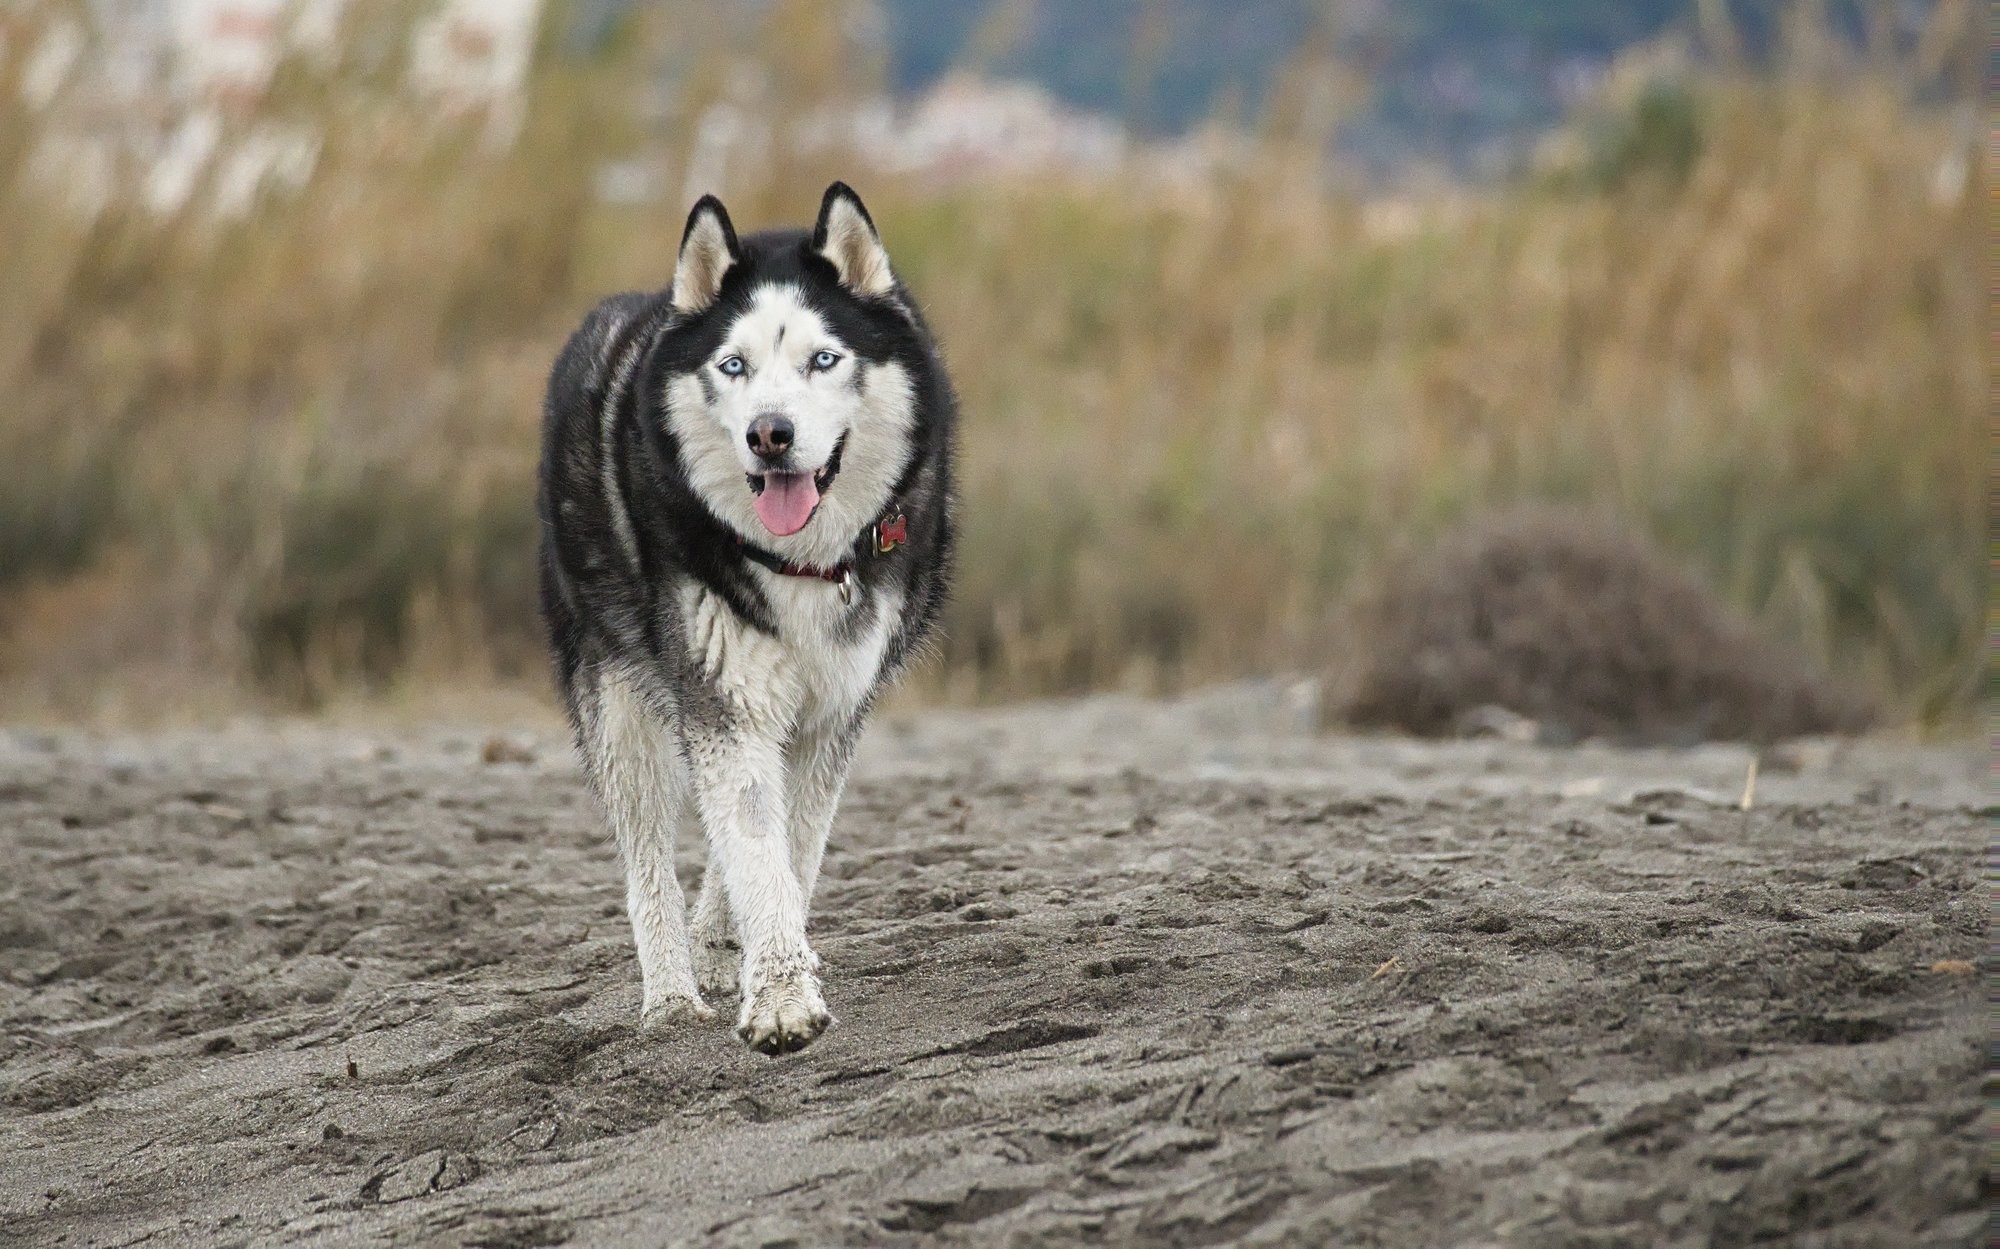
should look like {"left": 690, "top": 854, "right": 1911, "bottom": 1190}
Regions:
{"left": 745, "top": 435, "right": 844, "bottom": 537}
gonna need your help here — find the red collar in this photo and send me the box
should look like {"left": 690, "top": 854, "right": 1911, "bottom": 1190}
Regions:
{"left": 738, "top": 508, "right": 907, "bottom": 586}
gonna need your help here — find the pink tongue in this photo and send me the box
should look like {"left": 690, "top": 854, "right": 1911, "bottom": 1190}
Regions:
{"left": 752, "top": 472, "right": 820, "bottom": 536}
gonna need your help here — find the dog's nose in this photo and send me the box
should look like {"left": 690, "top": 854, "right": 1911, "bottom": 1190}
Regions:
{"left": 747, "top": 415, "right": 794, "bottom": 460}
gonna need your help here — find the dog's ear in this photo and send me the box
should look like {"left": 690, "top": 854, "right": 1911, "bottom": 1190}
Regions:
{"left": 812, "top": 182, "right": 895, "bottom": 298}
{"left": 671, "top": 195, "right": 741, "bottom": 314}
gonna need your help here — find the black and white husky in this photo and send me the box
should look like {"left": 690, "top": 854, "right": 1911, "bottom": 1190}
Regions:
{"left": 537, "top": 184, "right": 954, "bottom": 1053}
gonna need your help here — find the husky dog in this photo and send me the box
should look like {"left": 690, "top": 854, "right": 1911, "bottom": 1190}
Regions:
{"left": 537, "top": 184, "right": 954, "bottom": 1053}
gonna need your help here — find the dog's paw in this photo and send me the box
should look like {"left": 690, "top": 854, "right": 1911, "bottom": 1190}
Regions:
{"left": 735, "top": 974, "right": 831, "bottom": 1056}
{"left": 695, "top": 940, "right": 740, "bottom": 998}
{"left": 639, "top": 993, "right": 716, "bottom": 1031}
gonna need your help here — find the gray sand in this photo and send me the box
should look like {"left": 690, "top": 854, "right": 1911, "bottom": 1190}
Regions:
{"left": 0, "top": 685, "right": 1984, "bottom": 1247}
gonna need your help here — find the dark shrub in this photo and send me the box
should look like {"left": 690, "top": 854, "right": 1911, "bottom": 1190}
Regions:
{"left": 1332, "top": 506, "right": 1874, "bottom": 743}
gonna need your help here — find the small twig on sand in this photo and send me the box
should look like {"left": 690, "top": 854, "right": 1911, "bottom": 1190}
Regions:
{"left": 1370, "top": 956, "right": 1402, "bottom": 979}
{"left": 1739, "top": 757, "right": 1759, "bottom": 811}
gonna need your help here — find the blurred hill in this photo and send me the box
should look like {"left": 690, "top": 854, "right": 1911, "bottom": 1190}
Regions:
{"left": 569, "top": 0, "right": 1911, "bottom": 174}
{"left": 879, "top": 0, "right": 1703, "bottom": 170}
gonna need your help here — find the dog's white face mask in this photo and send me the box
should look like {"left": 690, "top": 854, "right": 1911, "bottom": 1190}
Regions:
{"left": 663, "top": 188, "right": 919, "bottom": 561}
{"left": 700, "top": 285, "right": 863, "bottom": 536}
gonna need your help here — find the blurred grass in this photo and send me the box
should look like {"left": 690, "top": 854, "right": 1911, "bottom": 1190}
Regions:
{"left": 0, "top": 7, "right": 1980, "bottom": 728}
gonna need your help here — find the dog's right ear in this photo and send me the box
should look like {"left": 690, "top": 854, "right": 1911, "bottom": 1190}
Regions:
{"left": 671, "top": 195, "right": 741, "bottom": 314}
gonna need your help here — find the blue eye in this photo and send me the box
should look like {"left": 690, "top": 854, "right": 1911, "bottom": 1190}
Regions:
{"left": 810, "top": 350, "right": 841, "bottom": 372}
{"left": 718, "top": 355, "right": 746, "bottom": 377}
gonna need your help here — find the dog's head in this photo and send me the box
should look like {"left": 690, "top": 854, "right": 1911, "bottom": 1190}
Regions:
{"left": 659, "top": 183, "right": 920, "bottom": 561}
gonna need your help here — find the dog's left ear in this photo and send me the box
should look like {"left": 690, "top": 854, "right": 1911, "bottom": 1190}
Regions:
{"left": 812, "top": 182, "right": 895, "bottom": 298}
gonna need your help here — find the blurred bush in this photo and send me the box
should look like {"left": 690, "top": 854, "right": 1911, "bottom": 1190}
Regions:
{"left": 0, "top": 3, "right": 1979, "bottom": 729}
{"left": 1333, "top": 505, "right": 1876, "bottom": 744}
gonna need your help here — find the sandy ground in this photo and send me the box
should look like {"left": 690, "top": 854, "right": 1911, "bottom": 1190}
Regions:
{"left": 0, "top": 684, "right": 1985, "bottom": 1248}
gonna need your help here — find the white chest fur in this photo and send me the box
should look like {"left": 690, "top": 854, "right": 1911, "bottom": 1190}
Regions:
{"left": 681, "top": 578, "right": 898, "bottom": 741}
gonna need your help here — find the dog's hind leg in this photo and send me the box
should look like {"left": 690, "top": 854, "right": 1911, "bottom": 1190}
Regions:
{"left": 690, "top": 860, "right": 739, "bottom": 999}
{"left": 683, "top": 723, "right": 830, "bottom": 1054}
{"left": 586, "top": 673, "right": 712, "bottom": 1027}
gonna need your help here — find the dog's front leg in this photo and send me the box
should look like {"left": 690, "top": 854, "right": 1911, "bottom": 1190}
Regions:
{"left": 691, "top": 718, "right": 857, "bottom": 1006}
{"left": 588, "top": 676, "right": 711, "bottom": 1027}
{"left": 786, "top": 716, "right": 863, "bottom": 906}
{"left": 684, "top": 724, "right": 830, "bottom": 1054}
